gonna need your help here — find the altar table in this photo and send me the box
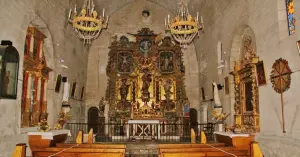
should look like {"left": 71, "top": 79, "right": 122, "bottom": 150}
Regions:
{"left": 28, "top": 130, "right": 71, "bottom": 148}
{"left": 127, "top": 120, "right": 160, "bottom": 140}
{"left": 214, "top": 131, "right": 254, "bottom": 148}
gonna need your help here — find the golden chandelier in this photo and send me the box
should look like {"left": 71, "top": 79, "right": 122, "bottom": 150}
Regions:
{"left": 68, "top": 0, "right": 108, "bottom": 45}
{"left": 165, "top": 0, "right": 204, "bottom": 48}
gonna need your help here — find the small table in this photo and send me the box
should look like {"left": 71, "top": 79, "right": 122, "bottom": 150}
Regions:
{"left": 214, "top": 131, "right": 254, "bottom": 148}
{"left": 28, "top": 130, "right": 71, "bottom": 148}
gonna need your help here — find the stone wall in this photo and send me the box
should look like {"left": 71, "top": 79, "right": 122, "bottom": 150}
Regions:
{"left": 0, "top": 0, "right": 88, "bottom": 156}
{"left": 188, "top": 0, "right": 300, "bottom": 156}
{"left": 85, "top": 0, "right": 200, "bottom": 119}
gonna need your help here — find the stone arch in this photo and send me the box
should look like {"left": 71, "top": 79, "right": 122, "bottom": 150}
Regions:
{"left": 88, "top": 107, "right": 100, "bottom": 134}
{"left": 229, "top": 25, "right": 257, "bottom": 123}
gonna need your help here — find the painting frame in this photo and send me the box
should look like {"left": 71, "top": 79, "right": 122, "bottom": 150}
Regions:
{"left": 297, "top": 40, "right": 300, "bottom": 55}
{"left": 117, "top": 51, "right": 133, "bottom": 74}
{"left": 256, "top": 61, "right": 267, "bottom": 86}
{"left": 55, "top": 74, "right": 62, "bottom": 93}
{"left": 224, "top": 76, "right": 229, "bottom": 95}
{"left": 159, "top": 51, "right": 174, "bottom": 74}
{"left": 71, "top": 81, "right": 77, "bottom": 98}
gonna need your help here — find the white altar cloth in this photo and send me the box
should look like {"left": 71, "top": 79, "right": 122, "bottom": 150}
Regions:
{"left": 214, "top": 131, "right": 249, "bottom": 138}
{"left": 127, "top": 120, "right": 160, "bottom": 139}
{"left": 28, "top": 129, "right": 71, "bottom": 140}
{"left": 128, "top": 120, "right": 160, "bottom": 124}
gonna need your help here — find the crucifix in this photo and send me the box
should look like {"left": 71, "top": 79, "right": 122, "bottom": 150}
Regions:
{"left": 270, "top": 58, "right": 292, "bottom": 133}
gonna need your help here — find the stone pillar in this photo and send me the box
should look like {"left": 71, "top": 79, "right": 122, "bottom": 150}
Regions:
{"left": 200, "top": 102, "right": 208, "bottom": 124}
{"left": 23, "top": 73, "right": 32, "bottom": 127}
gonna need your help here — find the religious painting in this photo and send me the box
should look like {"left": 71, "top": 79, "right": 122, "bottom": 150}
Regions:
{"left": 244, "top": 81, "right": 253, "bottom": 112}
{"left": 71, "top": 82, "right": 76, "bottom": 97}
{"left": 139, "top": 38, "right": 152, "bottom": 57}
{"left": 256, "top": 61, "right": 267, "bottom": 86}
{"left": 117, "top": 51, "right": 133, "bottom": 74}
{"left": 297, "top": 40, "right": 300, "bottom": 55}
{"left": 224, "top": 76, "right": 229, "bottom": 95}
{"left": 159, "top": 51, "right": 174, "bottom": 73}
{"left": 55, "top": 74, "right": 62, "bottom": 93}
{"left": 286, "top": 0, "right": 295, "bottom": 35}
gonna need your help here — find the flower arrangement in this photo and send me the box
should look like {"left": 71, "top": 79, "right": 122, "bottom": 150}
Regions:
{"left": 211, "top": 109, "right": 231, "bottom": 124}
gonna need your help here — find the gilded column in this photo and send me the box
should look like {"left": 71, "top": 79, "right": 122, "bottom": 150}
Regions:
{"left": 23, "top": 72, "right": 32, "bottom": 127}
{"left": 32, "top": 76, "right": 42, "bottom": 125}
{"left": 42, "top": 79, "right": 48, "bottom": 112}
{"left": 30, "top": 34, "right": 34, "bottom": 55}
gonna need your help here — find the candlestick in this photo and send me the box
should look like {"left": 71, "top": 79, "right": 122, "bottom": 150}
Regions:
{"left": 68, "top": 9, "right": 72, "bottom": 19}
{"left": 74, "top": 5, "right": 77, "bottom": 14}
{"left": 196, "top": 12, "right": 199, "bottom": 21}
{"left": 168, "top": 14, "right": 170, "bottom": 23}
{"left": 201, "top": 16, "right": 203, "bottom": 24}
{"left": 102, "top": 8, "right": 105, "bottom": 17}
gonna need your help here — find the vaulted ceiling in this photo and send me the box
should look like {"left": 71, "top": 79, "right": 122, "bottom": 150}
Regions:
{"left": 72, "top": 0, "right": 192, "bottom": 15}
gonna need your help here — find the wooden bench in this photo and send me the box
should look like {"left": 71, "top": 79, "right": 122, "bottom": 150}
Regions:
{"left": 158, "top": 144, "right": 250, "bottom": 157}
{"left": 158, "top": 143, "right": 225, "bottom": 149}
{"left": 31, "top": 147, "right": 126, "bottom": 157}
{"left": 56, "top": 143, "right": 126, "bottom": 149}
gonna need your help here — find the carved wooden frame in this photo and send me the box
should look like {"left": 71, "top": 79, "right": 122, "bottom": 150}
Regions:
{"left": 230, "top": 36, "right": 260, "bottom": 133}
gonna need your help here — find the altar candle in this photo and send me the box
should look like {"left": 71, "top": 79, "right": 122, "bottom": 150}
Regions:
{"left": 165, "top": 18, "right": 166, "bottom": 26}
{"left": 201, "top": 16, "right": 203, "bottom": 24}
{"left": 196, "top": 12, "right": 199, "bottom": 21}
{"left": 74, "top": 5, "right": 77, "bottom": 14}
{"left": 102, "top": 8, "right": 105, "bottom": 17}
{"left": 167, "top": 14, "right": 170, "bottom": 23}
{"left": 68, "top": 9, "right": 72, "bottom": 19}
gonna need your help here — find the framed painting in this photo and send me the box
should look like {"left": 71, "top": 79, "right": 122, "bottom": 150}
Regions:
{"left": 139, "top": 38, "right": 152, "bottom": 57}
{"left": 297, "top": 40, "right": 300, "bottom": 54}
{"left": 117, "top": 51, "right": 133, "bottom": 74}
{"left": 256, "top": 61, "right": 267, "bottom": 86}
{"left": 55, "top": 74, "right": 62, "bottom": 93}
{"left": 159, "top": 51, "right": 174, "bottom": 73}
{"left": 71, "top": 82, "right": 76, "bottom": 97}
{"left": 201, "top": 87, "right": 205, "bottom": 100}
{"left": 286, "top": 0, "right": 295, "bottom": 35}
{"left": 80, "top": 86, "right": 84, "bottom": 100}
{"left": 224, "top": 76, "right": 229, "bottom": 95}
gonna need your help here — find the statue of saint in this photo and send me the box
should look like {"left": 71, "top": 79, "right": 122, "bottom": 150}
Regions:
{"left": 120, "top": 79, "right": 130, "bottom": 102}
{"left": 141, "top": 72, "right": 152, "bottom": 103}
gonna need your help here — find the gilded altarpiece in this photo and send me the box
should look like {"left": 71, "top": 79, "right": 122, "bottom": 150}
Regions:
{"left": 230, "top": 36, "right": 260, "bottom": 133}
{"left": 106, "top": 28, "right": 187, "bottom": 123}
{"left": 22, "top": 27, "right": 52, "bottom": 127}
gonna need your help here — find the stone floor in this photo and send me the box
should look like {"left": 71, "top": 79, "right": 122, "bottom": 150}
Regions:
{"left": 126, "top": 141, "right": 159, "bottom": 157}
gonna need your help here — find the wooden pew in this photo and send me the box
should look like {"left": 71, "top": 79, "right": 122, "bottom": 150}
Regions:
{"left": 56, "top": 143, "right": 126, "bottom": 149}
{"left": 158, "top": 143, "right": 225, "bottom": 149}
{"left": 158, "top": 144, "right": 250, "bottom": 157}
{"left": 31, "top": 147, "right": 126, "bottom": 157}
{"left": 12, "top": 143, "right": 26, "bottom": 157}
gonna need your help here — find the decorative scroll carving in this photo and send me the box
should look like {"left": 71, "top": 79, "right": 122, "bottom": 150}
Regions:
{"left": 230, "top": 36, "right": 260, "bottom": 133}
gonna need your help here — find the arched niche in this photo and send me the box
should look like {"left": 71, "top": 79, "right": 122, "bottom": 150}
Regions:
{"left": 0, "top": 41, "right": 20, "bottom": 99}
{"left": 88, "top": 107, "right": 100, "bottom": 134}
{"left": 229, "top": 26, "right": 260, "bottom": 133}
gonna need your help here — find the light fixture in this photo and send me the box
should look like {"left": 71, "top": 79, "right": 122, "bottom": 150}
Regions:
{"left": 165, "top": 0, "right": 204, "bottom": 48}
{"left": 68, "top": 0, "right": 108, "bottom": 45}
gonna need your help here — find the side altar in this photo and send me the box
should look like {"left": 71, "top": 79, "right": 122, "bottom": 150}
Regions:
{"left": 105, "top": 28, "right": 189, "bottom": 137}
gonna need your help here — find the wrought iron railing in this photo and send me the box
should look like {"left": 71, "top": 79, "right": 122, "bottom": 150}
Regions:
{"left": 65, "top": 122, "right": 216, "bottom": 143}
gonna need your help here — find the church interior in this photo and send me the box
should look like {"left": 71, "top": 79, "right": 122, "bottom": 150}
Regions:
{"left": 0, "top": 0, "right": 300, "bottom": 157}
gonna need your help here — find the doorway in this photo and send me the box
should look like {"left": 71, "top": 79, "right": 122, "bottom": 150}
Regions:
{"left": 88, "top": 107, "right": 99, "bottom": 134}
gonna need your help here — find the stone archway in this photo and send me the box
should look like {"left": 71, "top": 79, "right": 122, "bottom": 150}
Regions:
{"left": 88, "top": 107, "right": 100, "bottom": 134}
